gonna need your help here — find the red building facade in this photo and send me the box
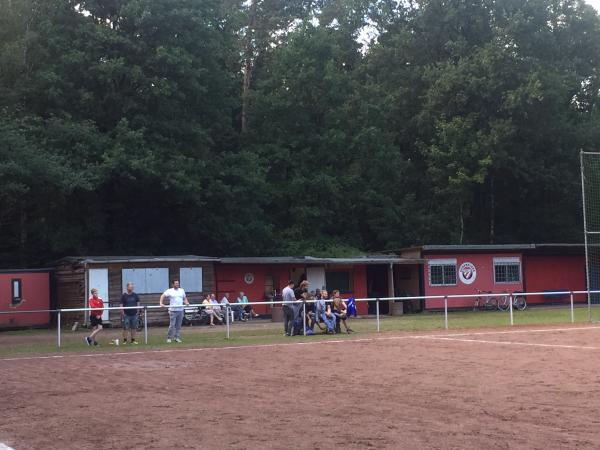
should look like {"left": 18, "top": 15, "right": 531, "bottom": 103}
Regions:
{"left": 400, "top": 245, "right": 586, "bottom": 310}
{"left": 0, "top": 270, "right": 52, "bottom": 328}
{"left": 214, "top": 257, "right": 422, "bottom": 316}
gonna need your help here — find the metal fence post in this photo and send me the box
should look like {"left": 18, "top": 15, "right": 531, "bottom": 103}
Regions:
{"left": 226, "top": 306, "right": 230, "bottom": 339}
{"left": 144, "top": 306, "right": 148, "bottom": 344}
{"left": 376, "top": 299, "right": 380, "bottom": 332}
{"left": 588, "top": 290, "right": 592, "bottom": 323}
{"left": 444, "top": 296, "right": 448, "bottom": 330}
{"left": 57, "top": 309, "right": 61, "bottom": 348}
{"left": 570, "top": 291, "right": 575, "bottom": 323}
{"left": 302, "top": 301, "right": 306, "bottom": 336}
{"left": 509, "top": 293, "right": 514, "bottom": 326}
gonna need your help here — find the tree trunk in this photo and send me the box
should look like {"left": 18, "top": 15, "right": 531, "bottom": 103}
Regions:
{"left": 459, "top": 200, "right": 464, "bottom": 244}
{"left": 489, "top": 175, "right": 495, "bottom": 244}
{"left": 19, "top": 205, "right": 27, "bottom": 266}
{"left": 241, "top": 0, "right": 258, "bottom": 132}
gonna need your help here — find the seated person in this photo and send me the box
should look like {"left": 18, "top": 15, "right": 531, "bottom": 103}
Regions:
{"left": 304, "top": 293, "right": 317, "bottom": 334}
{"left": 237, "top": 291, "right": 259, "bottom": 319}
{"left": 221, "top": 292, "right": 244, "bottom": 321}
{"left": 317, "top": 290, "right": 336, "bottom": 334}
{"left": 332, "top": 290, "right": 354, "bottom": 334}
{"left": 210, "top": 293, "right": 224, "bottom": 323}
{"left": 202, "top": 294, "right": 223, "bottom": 326}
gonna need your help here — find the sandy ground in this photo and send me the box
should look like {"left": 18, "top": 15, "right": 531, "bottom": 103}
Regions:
{"left": 2, "top": 325, "right": 600, "bottom": 449}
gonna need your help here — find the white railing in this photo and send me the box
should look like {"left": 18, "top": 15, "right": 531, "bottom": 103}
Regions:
{"left": 2, "top": 290, "right": 600, "bottom": 347}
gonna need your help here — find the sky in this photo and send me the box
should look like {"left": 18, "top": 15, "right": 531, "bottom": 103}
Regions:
{"left": 588, "top": 0, "right": 600, "bottom": 10}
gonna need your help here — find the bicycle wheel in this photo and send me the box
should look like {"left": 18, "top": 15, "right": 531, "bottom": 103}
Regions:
{"left": 515, "top": 296, "right": 527, "bottom": 311}
{"left": 486, "top": 297, "right": 498, "bottom": 310}
{"left": 497, "top": 295, "right": 509, "bottom": 311}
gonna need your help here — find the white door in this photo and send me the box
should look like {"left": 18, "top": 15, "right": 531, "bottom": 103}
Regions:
{"left": 89, "top": 268, "right": 109, "bottom": 321}
{"left": 307, "top": 267, "right": 326, "bottom": 291}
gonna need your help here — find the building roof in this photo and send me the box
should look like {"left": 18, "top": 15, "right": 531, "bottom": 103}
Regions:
{"left": 57, "top": 255, "right": 219, "bottom": 264}
{"left": 400, "top": 243, "right": 584, "bottom": 254}
{"left": 219, "top": 255, "right": 425, "bottom": 265}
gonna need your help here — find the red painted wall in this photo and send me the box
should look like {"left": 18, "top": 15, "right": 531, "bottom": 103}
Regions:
{"left": 215, "top": 264, "right": 370, "bottom": 315}
{"left": 0, "top": 272, "right": 51, "bottom": 328}
{"left": 523, "top": 255, "right": 586, "bottom": 304}
{"left": 424, "top": 253, "right": 523, "bottom": 309}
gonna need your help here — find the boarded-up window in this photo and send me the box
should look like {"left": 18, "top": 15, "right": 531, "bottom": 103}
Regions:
{"left": 122, "top": 268, "right": 169, "bottom": 294}
{"left": 180, "top": 267, "right": 203, "bottom": 292}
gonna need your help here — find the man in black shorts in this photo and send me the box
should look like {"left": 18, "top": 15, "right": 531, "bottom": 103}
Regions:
{"left": 120, "top": 282, "right": 140, "bottom": 344}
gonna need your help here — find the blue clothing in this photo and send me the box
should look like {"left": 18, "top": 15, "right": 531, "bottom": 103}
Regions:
{"left": 321, "top": 312, "right": 336, "bottom": 332}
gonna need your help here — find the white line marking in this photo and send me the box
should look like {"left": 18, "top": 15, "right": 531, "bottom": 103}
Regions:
{"left": 1, "top": 325, "right": 600, "bottom": 362}
{"left": 423, "top": 336, "right": 600, "bottom": 350}
{"left": 414, "top": 325, "right": 600, "bottom": 339}
{"left": 0, "top": 443, "right": 15, "bottom": 450}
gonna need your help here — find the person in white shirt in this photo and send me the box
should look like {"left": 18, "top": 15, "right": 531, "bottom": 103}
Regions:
{"left": 160, "top": 279, "right": 189, "bottom": 343}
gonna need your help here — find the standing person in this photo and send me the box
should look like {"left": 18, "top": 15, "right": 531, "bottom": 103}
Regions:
{"left": 120, "top": 282, "right": 140, "bottom": 345}
{"left": 85, "top": 288, "right": 104, "bottom": 346}
{"left": 160, "top": 279, "right": 189, "bottom": 343}
{"left": 282, "top": 280, "right": 296, "bottom": 337}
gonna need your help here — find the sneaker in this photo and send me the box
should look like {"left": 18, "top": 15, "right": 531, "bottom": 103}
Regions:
{"left": 93, "top": 340, "right": 99, "bottom": 346}
{"left": 166, "top": 339, "right": 172, "bottom": 343}
{"left": 131, "top": 339, "right": 139, "bottom": 345}
{"left": 85, "top": 336, "right": 92, "bottom": 346}
{"left": 174, "top": 338, "right": 182, "bottom": 343}
{"left": 122, "top": 339, "right": 128, "bottom": 345}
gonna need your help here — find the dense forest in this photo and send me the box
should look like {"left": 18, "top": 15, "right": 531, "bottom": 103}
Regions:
{"left": 1, "top": 0, "right": 600, "bottom": 267}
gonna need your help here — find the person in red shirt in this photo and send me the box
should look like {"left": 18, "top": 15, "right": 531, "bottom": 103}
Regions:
{"left": 86, "top": 288, "right": 104, "bottom": 346}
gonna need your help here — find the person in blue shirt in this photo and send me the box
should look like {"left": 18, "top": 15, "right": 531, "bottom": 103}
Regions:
{"left": 237, "top": 291, "right": 259, "bottom": 319}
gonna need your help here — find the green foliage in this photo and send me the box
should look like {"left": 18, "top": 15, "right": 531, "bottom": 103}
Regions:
{"left": 0, "top": 0, "right": 599, "bottom": 266}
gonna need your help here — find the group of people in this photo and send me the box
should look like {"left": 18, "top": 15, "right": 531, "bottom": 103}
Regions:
{"left": 85, "top": 278, "right": 355, "bottom": 346}
{"left": 201, "top": 291, "right": 259, "bottom": 326}
{"left": 85, "top": 282, "right": 141, "bottom": 346}
{"left": 282, "top": 280, "right": 354, "bottom": 337}
{"left": 85, "top": 280, "right": 261, "bottom": 345}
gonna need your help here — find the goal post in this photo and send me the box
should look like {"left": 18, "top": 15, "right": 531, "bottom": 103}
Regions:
{"left": 580, "top": 152, "right": 600, "bottom": 317}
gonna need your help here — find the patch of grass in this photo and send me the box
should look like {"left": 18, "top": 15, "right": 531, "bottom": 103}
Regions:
{"left": 0, "top": 306, "right": 593, "bottom": 358}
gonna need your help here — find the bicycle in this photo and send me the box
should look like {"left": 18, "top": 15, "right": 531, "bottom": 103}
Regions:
{"left": 473, "top": 289, "right": 498, "bottom": 311}
{"left": 497, "top": 292, "right": 527, "bottom": 311}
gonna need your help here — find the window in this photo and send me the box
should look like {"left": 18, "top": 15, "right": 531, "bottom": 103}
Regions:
{"left": 494, "top": 258, "right": 521, "bottom": 283}
{"left": 326, "top": 271, "right": 351, "bottom": 293}
{"left": 11, "top": 279, "right": 22, "bottom": 305}
{"left": 428, "top": 259, "right": 457, "bottom": 286}
{"left": 122, "top": 268, "right": 169, "bottom": 293}
{"left": 180, "top": 267, "right": 203, "bottom": 292}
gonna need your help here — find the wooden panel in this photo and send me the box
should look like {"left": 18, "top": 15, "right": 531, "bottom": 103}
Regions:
{"left": 54, "top": 260, "right": 216, "bottom": 326}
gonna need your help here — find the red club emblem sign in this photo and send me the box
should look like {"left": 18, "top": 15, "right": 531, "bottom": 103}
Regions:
{"left": 458, "top": 262, "right": 477, "bottom": 285}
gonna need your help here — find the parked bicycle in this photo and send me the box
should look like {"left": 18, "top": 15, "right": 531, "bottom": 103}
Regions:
{"left": 473, "top": 289, "right": 498, "bottom": 311}
{"left": 497, "top": 292, "right": 527, "bottom": 311}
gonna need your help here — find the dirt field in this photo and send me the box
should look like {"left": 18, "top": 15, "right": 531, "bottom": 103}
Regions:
{"left": 2, "top": 325, "right": 600, "bottom": 449}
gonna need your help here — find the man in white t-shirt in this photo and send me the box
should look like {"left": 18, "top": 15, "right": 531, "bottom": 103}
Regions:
{"left": 160, "top": 279, "right": 189, "bottom": 343}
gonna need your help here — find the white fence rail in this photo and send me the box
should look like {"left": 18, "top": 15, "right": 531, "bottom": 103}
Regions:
{"left": 2, "top": 290, "right": 600, "bottom": 347}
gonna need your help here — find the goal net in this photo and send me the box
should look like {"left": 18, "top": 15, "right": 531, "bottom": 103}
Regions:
{"left": 581, "top": 152, "right": 600, "bottom": 305}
